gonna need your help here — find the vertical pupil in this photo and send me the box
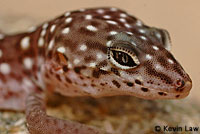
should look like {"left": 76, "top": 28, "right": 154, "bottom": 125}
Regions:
{"left": 122, "top": 53, "right": 128, "bottom": 63}
{"left": 115, "top": 51, "right": 128, "bottom": 63}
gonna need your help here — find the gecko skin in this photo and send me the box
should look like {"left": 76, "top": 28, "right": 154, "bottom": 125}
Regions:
{"left": 0, "top": 7, "right": 192, "bottom": 134}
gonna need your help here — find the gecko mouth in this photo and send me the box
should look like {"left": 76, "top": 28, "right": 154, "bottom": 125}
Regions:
{"left": 141, "top": 80, "right": 192, "bottom": 100}
{"left": 135, "top": 89, "right": 191, "bottom": 100}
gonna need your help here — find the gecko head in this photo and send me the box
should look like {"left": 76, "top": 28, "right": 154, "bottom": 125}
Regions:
{"left": 103, "top": 28, "right": 192, "bottom": 99}
{"left": 47, "top": 7, "right": 192, "bottom": 99}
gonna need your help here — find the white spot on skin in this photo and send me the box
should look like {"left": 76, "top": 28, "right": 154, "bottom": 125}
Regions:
{"left": 64, "top": 12, "right": 71, "bottom": 17}
{"left": 100, "top": 66, "right": 110, "bottom": 71}
{"left": 97, "top": 9, "right": 104, "bottom": 14}
{"left": 86, "top": 25, "right": 98, "bottom": 31}
{"left": 110, "top": 7, "right": 118, "bottom": 11}
{"left": 48, "top": 39, "right": 55, "bottom": 50}
{"left": 146, "top": 54, "right": 152, "bottom": 60}
{"left": 23, "top": 57, "right": 33, "bottom": 70}
{"left": 106, "top": 41, "right": 112, "bottom": 47}
{"left": 119, "top": 18, "right": 126, "bottom": 23}
{"left": 38, "top": 37, "right": 44, "bottom": 47}
{"left": 73, "top": 59, "right": 80, "bottom": 65}
{"left": 42, "top": 23, "right": 48, "bottom": 29}
{"left": 62, "top": 27, "right": 70, "bottom": 34}
{"left": 0, "top": 63, "right": 11, "bottom": 74}
{"left": 110, "top": 31, "right": 118, "bottom": 35}
{"left": 126, "top": 32, "right": 133, "bottom": 35}
{"left": 0, "top": 50, "right": 2, "bottom": 58}
{"left": 140, "top": 36, "right": 147, "bottom": 40}
{"left": 125, "top": 23, "right": 131, "bottom": 28}
{"left": 80, "top": 44, "right": 87, "bottom": 51}
{"left": 79, "top": 8, "right": 86, "bottom": 12}
{"left": 65, "top": 17, "right": 72, "bottom": 23}
{"left": 57, "top": 46, "right": 66, "bottom": 53}
{"left": 138, "top": 29, "right": 146, "bottom": 34}
{"left": 155, "top": 32, "right": 161, "bottom": 39}
{"left": 50, "top": 25, "right": 56, "bottom": 33}
{"left": 89, "top": 62, "right": 96, "bottom": 67}
{"left": 168, "top": 59, "right": 174, "bottom": 64}
{"left": 85, "top": 14, "right": 92, "bottom": 20}
{"left": 106, "top": 20, "right": 118, "bottom": 25}
{"left": 103, "top": 15, "right": 111, "bottom": 19}
{"left": 21, "top": 36, "right": 30, "bottom": 50}
{"left": 120, "top": 13, "right": 127, "bottom": 18}
{"left": 97, "top": 53, "right": 103, "bottom": 59}
{"left": 136, "top": 20, "right": 143, "bottom": 26}
{"left": 28, "top": 26, "right": 36, "bottom": 33}
{"left": 131, "top": 41, "right": 136, "bottom": 46}
{"left": 68, "top": 63, "right": 72, "bottom": 68}
{"left": 0, "top": 34, "right": 4, "bottom": 40}
{"left": 153, "top": 46, "right": 159, "bottom": 51}
{"left": 155, "top": 64, "right": 162, "bottom": 70}
{"left": 41, "top": 29, "right": 46, "bottom": 37}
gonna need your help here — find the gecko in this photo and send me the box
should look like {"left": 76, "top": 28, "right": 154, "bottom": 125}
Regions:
{"left": 0, "top": 7, "right": 192, "bottom": 134}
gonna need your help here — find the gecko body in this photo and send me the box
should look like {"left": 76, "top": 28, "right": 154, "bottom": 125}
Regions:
{"left": 0, "top": 7, "right": 192, "bottom": 134}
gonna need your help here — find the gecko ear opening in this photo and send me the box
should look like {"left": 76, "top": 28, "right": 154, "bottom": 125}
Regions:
{"left": 150, "top": 27, "right": 172, "bottom": 51}
{"left": 159, "top": 29, "right": 171, "bottom": 51}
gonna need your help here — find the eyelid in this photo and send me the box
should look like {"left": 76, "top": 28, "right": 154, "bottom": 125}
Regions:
{"left": 109, "top": 47, "right": 139, "bottom": 62}
{"left": 111, "top": 40, "right": 140, "bottom": 57}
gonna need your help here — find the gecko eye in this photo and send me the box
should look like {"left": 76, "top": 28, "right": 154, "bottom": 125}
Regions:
{"left": 108, "top": 47, "right": 140, "bottom": 69}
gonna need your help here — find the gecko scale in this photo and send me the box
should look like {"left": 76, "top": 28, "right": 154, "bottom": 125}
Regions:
{"left": 0, "top": 7, "right": 192, "bottom": 134}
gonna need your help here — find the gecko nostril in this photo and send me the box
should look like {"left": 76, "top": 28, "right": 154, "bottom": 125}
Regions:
{"left": 175, "top": 79, "right": 185, "bottom": 91}
{"left": 176, "top": 79, "right": 185, "bottom": 87}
